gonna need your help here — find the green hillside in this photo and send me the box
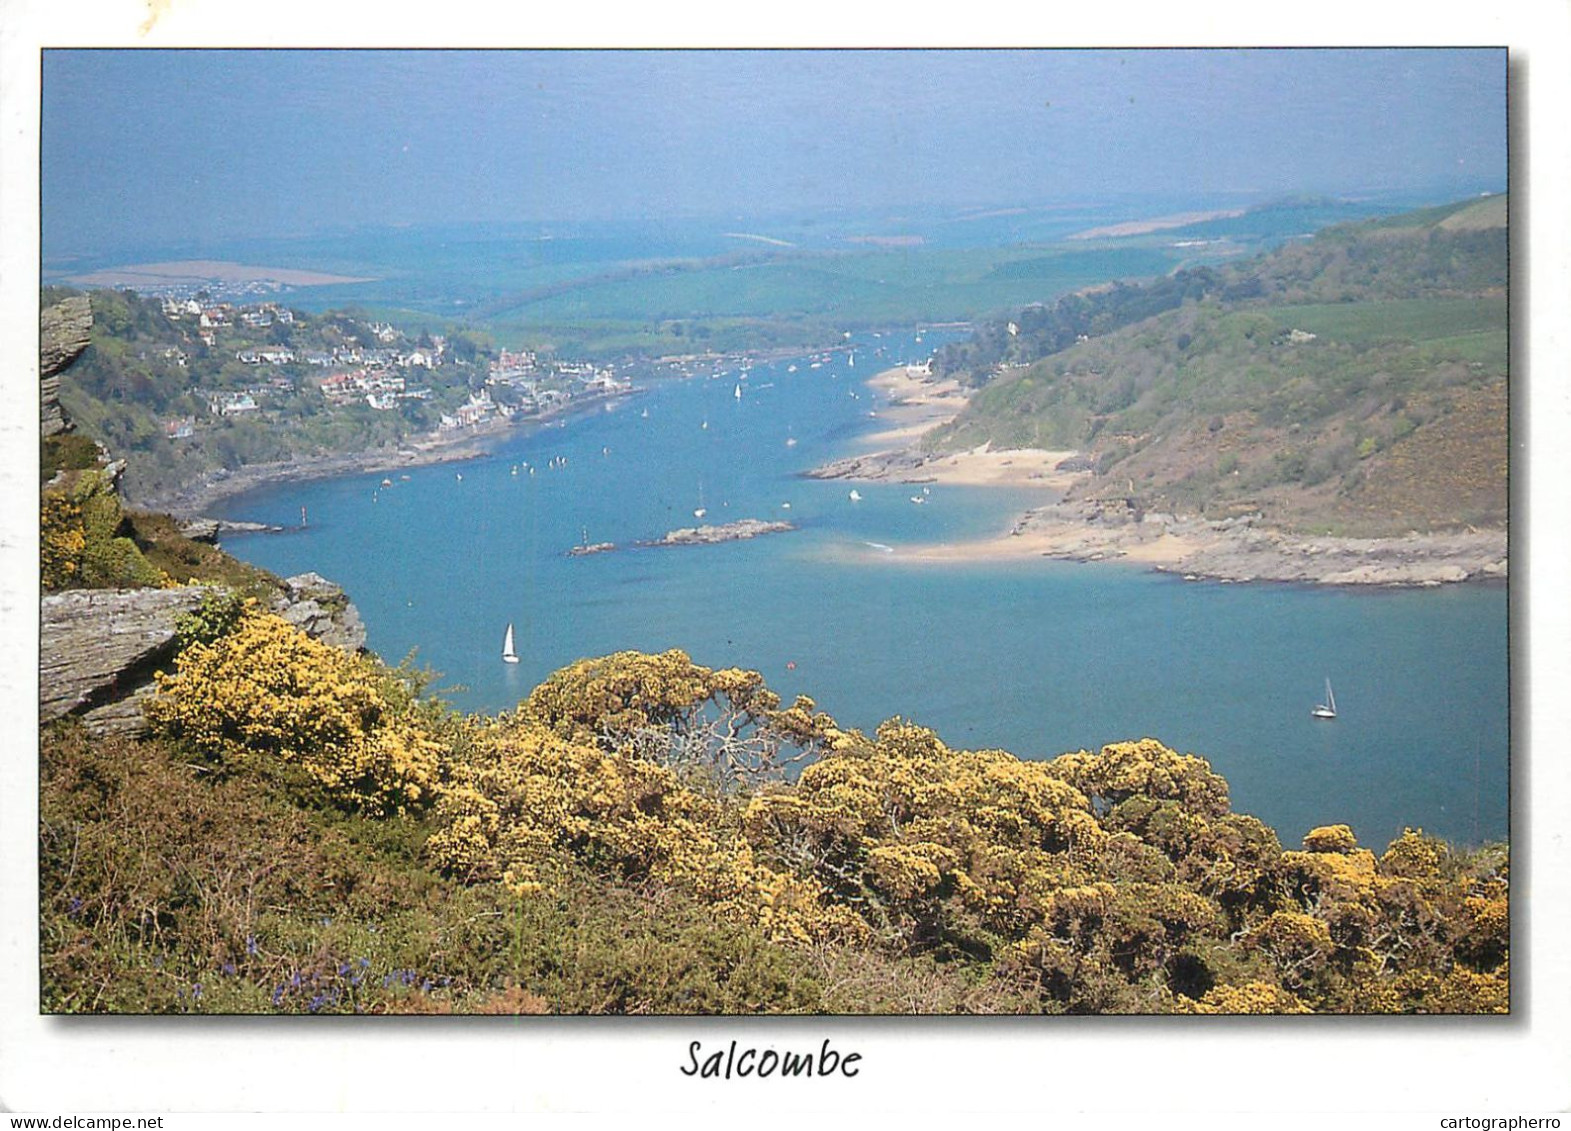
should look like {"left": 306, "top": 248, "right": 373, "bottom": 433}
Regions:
{"left": 475, "top": 244, "right": 1188, "bottom": 356}
{"left": 925, "top": 196, "right": 1508, "bottom": 536}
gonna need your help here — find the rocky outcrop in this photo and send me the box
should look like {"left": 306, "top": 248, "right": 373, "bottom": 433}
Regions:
{"left": 41, "top": 573, "right": 368, "bottom": 737}
{"left": 1171, "top": 526, "right": 1508, "bottom": 586}
{"left": 271, "top": 572, "right": 367, "bottom": 653}
{"left": 641, "top": 519, "right": 796, "bottom": 548}
{"left": 1012, "top": 501, "right": 1508, "bottom": 586}
{"left": 41, "top": 296, "right": 93, "bottom": 438}
{"left": 39, "top": 586, "right": 208, "bottom": 736}
{"left": 177, "top": 518, "right": 285, "bottom": 543}
{"left": 804, "top": 450, "right": 938, "bottom": 482}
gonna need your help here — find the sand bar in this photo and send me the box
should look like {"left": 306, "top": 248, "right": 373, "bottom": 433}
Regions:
{"left": 62, "top": 260, "right": 375, "bottom": 288}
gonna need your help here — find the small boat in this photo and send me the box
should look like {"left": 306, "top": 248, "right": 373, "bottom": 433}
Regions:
{"left": 734, "top": 383, "right": 743, "bottom": 400}
{"left": 502, "top": 623, "right": 520, "bottom": 664}
{"left": 849, "top": 490, "right": 863, "bottom": 502}
{"left": 381, "top": 478, "right": 393, "bottom": 488}
{"left": 910, "top": 495, "right": 925, "bottom": 504}
{"left": 1311, "top": 678, "right": 1337, "bottom": 720}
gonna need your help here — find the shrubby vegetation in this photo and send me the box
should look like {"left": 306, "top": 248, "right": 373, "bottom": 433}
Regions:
{"left": 40, "top": 607, "right": 1509, "bottom": 1014}
{"left": 41, "top": 467, "right": 168, "bottom": 590}
{"left": 926, "top": 197, "right": 1508, "bottom": 535}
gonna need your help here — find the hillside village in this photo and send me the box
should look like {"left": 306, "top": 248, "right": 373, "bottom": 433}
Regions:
{"left": 46, "top": 287, "right": 633, "bottom": 502}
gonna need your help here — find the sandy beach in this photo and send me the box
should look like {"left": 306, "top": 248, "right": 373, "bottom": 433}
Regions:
{"left": 814, "top": 367, "right": 1507, "bottom": 587}
{"left": 835, "top": 366, "right": 1086, "bottom": 490}
{"left": 60, "top": 259, "right": 376, "bottom": 289}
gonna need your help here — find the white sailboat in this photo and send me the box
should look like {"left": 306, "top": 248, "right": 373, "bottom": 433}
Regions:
{"left": 734, "top": 382, "right": 742, "bottom": 400}
{"left": 1311, "top": 678, "right": 1337, "bottom": 720}
{"left": 502, "top": 623, "right": 520, "bottom": 664}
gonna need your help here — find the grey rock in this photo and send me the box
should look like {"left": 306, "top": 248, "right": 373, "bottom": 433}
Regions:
{"left": 272, "top": 572, "right": 367, "bottom": 653}
{"left": 178, "top": 519, "right": 222, "bottom": 543}
{"left": 179, "top": 518, "right": 283, "bottom": 541}
{"left": 40, "top": 295, "right": 93, "bottom": 379}
{"left": 641, "top": 519, "right": 796, "bottom": 548}
{"left": 40, "top": 296, "right": 93, "bottom": 438}
{"left": 42, "top": 571, "right": 368, "bottom": 738}
{"left": 40, "top": 586, "right": 208, "bottom": 735}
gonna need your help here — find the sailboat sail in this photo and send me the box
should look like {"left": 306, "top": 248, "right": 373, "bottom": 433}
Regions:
{"left": 502, "top": 622, "right": 520, "bottom": 664}
{"left": 1312, "top": 678, "right": 1336, "bottom": 719}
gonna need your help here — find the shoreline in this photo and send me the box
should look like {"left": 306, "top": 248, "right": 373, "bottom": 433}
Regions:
{"left": 813, "top": 367, "right": 1509, "bottom": 588}
{"left": 133, "top": 388, "right": 639, "bottom": 518}
{"left": 865, "top": 500, "right": 1508, "bottom": 587}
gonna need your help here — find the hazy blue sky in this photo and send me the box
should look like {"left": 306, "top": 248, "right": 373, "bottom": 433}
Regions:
{"left": 41, "top": 48, "right": 1505, "bottom": 257}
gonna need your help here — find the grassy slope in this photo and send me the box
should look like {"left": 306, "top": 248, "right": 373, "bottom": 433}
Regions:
{"left": 926, "top": 197, "right": 1508, "bottom": 536}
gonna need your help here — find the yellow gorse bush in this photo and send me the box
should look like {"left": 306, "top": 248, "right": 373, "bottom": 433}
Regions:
{"left": 40, "top": 491, "right": 87, "bottom": 589}
{"left": 743, "top": 721, "right": 1118, "bottom": 942}
{"left": 137, "top": 627, "right": 1509, "bottom": 1013}
{"left": 427, "top": 651, "right": 862, "bottom": 944}
{"left": 144, "top": 610, "right": 443, "bottom": 816}
{"left": 41, "top": 469, "right": 167, "bottom": 591}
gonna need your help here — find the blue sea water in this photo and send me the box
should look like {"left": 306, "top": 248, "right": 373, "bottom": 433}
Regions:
{"left": 213, "top": 333, "right": 1509, "bottom": 851}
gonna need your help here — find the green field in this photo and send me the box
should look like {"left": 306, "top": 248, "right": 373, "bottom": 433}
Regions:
{"left": 480, "top": 245, "right": 1188, "bottom": 336}
{"left": 1266, "top": 297, "right": 1507, "bottom": 345}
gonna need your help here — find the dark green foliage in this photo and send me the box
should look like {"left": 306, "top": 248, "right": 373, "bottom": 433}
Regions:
{"left": 41, "top": 433, "right": 103, "bottom": 480}
{"left": 173, "top": 588, "right": 251, "bottom": 650}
